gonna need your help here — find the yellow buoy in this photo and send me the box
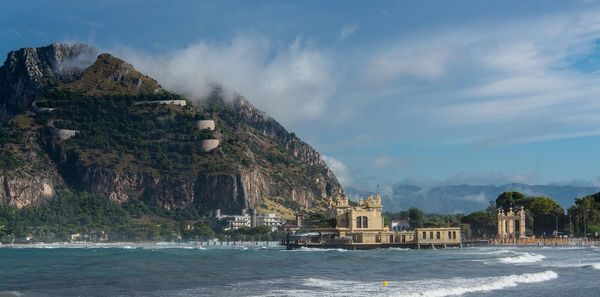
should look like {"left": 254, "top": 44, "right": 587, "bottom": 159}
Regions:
{"left": 383, "top": 281, "right": 388, "bottom": 287}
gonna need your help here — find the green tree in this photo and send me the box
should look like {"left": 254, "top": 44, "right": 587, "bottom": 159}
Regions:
{"left": 408, "top": 207, "right": 424, "bottom": 228}
{"left": 461, "top": 211, "right": 494, "bottom": 238}
{"left": 522, "top": 196, "right": 564, "bottom": 236}
{"left": 495, "top": 191, "right": 526, "bottom": 211}
{"left": 193, "top": 223, "right": 215, "bottom": 240}
{"left": 568, "top": 192, "right": 600, "bottom": 237}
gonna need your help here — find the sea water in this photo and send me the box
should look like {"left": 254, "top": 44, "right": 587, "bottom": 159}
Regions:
{"left": 1, "top": 243, "right": 599, "bottom": 296}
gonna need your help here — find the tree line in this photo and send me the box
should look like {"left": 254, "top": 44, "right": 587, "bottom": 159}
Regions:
{"left": 388, "top": 191, "right": 600, "bottom": 239}
{"left": 0, "top": 191, "right": 281, "bottom": 244}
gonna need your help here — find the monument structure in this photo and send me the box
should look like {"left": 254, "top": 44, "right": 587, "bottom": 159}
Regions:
{"left": 497, "top": 206, "right": 526, "bottom": 239}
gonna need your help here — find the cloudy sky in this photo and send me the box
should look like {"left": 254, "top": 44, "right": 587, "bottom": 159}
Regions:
{"left": 2, "top": 0, "right": 600, "bottom": 190}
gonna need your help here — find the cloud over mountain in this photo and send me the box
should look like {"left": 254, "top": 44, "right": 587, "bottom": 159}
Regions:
{"left": 119, "top": 35, "right": 335, "bottom": 126}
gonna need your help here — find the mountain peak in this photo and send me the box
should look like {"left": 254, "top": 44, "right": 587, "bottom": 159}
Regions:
{"left": 0, "top": 43, "right": 98, "bottom": 120}
{"left": 60, "top": 53, "right": 163, "bottom": 96}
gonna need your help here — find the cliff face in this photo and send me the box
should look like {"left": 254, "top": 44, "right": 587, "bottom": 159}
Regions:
{"left": 0, "top": 43, "right": 342, "bottom": 216}
{"left": 0, "top": 43, "right": 96, "bottom": 121}
{"left": 232, "top": 97, "right": 327, "bottom": 167}
{"left": 0, "top": 129, "right": 64, "bottom": 208}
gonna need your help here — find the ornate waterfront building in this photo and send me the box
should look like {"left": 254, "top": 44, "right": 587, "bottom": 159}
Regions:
{"left": 497, "top": 206, "right": 526, "bottom": 239}
{"left": 289, "top": 194, "right": 462, "bottom": 249}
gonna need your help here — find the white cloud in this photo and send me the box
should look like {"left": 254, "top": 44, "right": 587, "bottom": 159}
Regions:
{"left": 549, "top": 177, "right": 600, "bottom": 188}
{"left": 364, "top": 38, "right": 455, "bottom": 84}
{"left": 118, "top": 35, "right": 336, "bottom": 125}
{"left": 374, "top": 155, "right": 404, "bottom": 170}
{"left": 395, "top": 171, "right": 539, "bottom": 188}
{"left": 444, "top": 171, "right": 539, "bottom": 185}
{"left": 461, "top": 193, "right": 489, "bottom": 203}
{"left": 322, "top": 155, "right": 352, "bottom": 186}
{"left": 338, "top": 24, "right": 358, "bottom": 42}
{"left": 361, "top": 9, "right": 600, "bottom": 145}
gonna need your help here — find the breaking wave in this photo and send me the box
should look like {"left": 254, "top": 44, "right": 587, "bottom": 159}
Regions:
{"left": 259, "top": 270, "right": 558, "bottom": 297}
{"left": 497, "top": 252, "right": 546, "bottom": 264}
{"left": 463, "top": 248, "right": 513, "bottom": 255}
{"left": 281, "top": 247, "right": 347, "bottom": 252}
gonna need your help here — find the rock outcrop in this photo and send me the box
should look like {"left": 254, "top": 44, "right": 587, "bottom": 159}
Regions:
{"left": 0, "top": 43, "right": 97, "bottom": 121}
{"left": 0, "top": 129, "right": 65, "bottom": 208}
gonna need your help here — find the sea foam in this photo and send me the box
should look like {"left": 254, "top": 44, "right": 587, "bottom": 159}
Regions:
{"left": 281, "top": 247, "right": 347, "bottom": 252}
{"left": 497, "top": 252, "right": 546, "bottom": 264}
{"left": 259, "top": 270, "right": 558, "bottom": 297}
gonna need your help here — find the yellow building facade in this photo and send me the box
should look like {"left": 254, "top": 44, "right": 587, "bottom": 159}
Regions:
{"left": 497, "top": 207, "right": 526, "bottom": 239}
{"left": 287, "top": 194, "right": 462, "bottom": 249}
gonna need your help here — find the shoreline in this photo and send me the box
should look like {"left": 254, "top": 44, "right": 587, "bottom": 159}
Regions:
{"left": 0, "top": 240, "right": 282, "bottom": 249}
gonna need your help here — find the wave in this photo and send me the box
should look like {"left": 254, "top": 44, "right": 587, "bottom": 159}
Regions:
{"left": 0, "top": 291, "right": 22, "bottom": 297}
{"left": 398, "top": 270, "right": 558, "bottom": 297}
{"left": 281, "top": 247, "right": 347, "bottom": 252}
{"left": 497, "top": 252, "right": 546, "bottom": 264}
{"left": 259, "top": 270, "right": 558, "bottom": 297}
{"left": 384, "top": 247, "right": 410, "bottom": 251}
{"left": 462, "top": 248, "right": 513, "bottom": 255}
{"left": 0, "top": 242, "right": 213, "bottom": 250}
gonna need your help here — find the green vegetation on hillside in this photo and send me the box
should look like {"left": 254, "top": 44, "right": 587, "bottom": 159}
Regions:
{"left": 37, "top": 89, "right": 242, "bottom": 175}
{"left": 0, "top": 191, "right": 281, "bottom": 243}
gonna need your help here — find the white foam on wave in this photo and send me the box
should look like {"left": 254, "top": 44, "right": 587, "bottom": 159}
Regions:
{"left": 281, "top": 247, "right": 347, "bottom": 253}
{"left": 497, "top": 252, "right": 546, "bottom": 264}
{"left": 0, "top": 242, "right": 215, "bottom": 250}
{"left": 0, "top": 291, "right": 22, "bottom": 297}
{"left": 463, "top": 248, "right": 513, "bottom": 256}
{"left": 400, "top": 270, "right": 558, "bottom": 297}
{"left": 258, "top": 270, "right": 558, "bottom": 297}
{"left": 591, "top": 263, "right": 600, "bottom": 270}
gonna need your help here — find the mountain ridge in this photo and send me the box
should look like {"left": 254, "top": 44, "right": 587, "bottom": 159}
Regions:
{"left": 347, "top": 182, "right": 600, "bottom": 214}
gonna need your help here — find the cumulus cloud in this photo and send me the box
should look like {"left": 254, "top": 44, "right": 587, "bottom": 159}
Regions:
{"left": 118, "top": 35, "right": 336, "bottom": 125}
{"left": 322, "top": 155, "right": 352, "bottom": 186}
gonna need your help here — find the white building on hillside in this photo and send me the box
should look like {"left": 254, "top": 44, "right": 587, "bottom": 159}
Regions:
{"left": 256, "top": 214, "right": 284, "bottom": 232}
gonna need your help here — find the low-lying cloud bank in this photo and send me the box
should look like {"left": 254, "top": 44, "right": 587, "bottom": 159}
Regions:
{"left": 118, "top": 36, "right": 335, "bottom": 125}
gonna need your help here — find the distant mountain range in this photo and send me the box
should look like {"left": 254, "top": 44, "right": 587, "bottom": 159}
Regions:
{"left": 347, "top": 183, "right": 600, "bottom": 214}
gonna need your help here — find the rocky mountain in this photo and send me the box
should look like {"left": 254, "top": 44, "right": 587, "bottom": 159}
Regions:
{"left": 0, "top": 43, "right": 342, "bottom": 219}
{"left": 348, "top": 183, "right": 600, "bottom": 214}
{"left": 0, "top": 43, "right": 97, "bottom": 122}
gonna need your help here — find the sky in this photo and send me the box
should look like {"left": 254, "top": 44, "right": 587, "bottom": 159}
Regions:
{"left": 2, "top": 0, "right": 600, "bottom": 191}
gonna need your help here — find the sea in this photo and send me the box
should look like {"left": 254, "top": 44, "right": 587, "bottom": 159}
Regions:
{"left": 1, "top": 242, "right": 599, "bottom": 297}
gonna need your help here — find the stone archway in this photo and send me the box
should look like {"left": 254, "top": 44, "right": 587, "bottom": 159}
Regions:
{"left": 497, "top": 206, "right": 526, "bottom": 239}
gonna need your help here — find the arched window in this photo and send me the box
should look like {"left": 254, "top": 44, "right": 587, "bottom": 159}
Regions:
{"left": 356, "top": 216, "right": 369, "bottom": 228}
